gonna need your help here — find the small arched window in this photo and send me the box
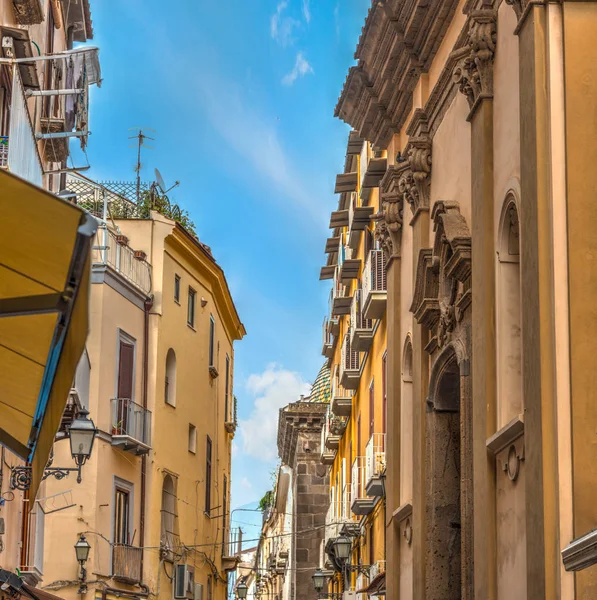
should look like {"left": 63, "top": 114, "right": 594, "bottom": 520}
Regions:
{"left": 496, "top": 196, "right": 522, "bottom": 426}
{"left": 401, "top": 336, "right": 414, "bottom": 504}
{"left": 160, "top": 474, "right": 178, "bottom": 561}
{"left": 165, "top": 349, "right": 176, "bottom": 406}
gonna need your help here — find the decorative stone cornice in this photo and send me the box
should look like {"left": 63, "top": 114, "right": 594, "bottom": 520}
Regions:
{"left": 453, "top": 9, "right": 497, "bottom": 119}
{"left": 335, "top": 0, "right": 460, "bottom": 149}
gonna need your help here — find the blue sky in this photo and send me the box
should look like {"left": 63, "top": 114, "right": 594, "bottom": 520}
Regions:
{"left": 81, "top": 0, "right": 369, "bottom": 516}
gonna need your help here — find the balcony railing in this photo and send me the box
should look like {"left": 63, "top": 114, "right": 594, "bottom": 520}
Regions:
{"left": 339, "top": 241, "right": 360, "bottom": 282}
{"left": 350, "top": 289, "right": 374, "bottom": 351}
{"left": 325, "top": 494, "right": 353, "bottom": 545}
{"left": 347, "top": 192, "right": 375, "bottom": 249}
{"left": 330, "top": 268, "right": 352, "bottom": 315}
{"left": 340, "top": 333, "right": 360, "bottom": 390}
{"left": 0, "top": 137, "right": 8, "bottom": 168}
{"left": 322, "top": 406, "right": 346, "bottom": 452}
{"left": 322, "top": 317, "right": 334, "bottom": 359}
{"left": 111, "top": 398, "right": 151, "bottom": 455}
{"left": 362, "top": 250, "right": 387, "bottom": 320}
{"left": 92, "top": 227, "right": 152, "bottom": 295}
{"left": 365, "top": 433, "right": 386, "bottom": 498}
{"left": 351, "top": 458, "right": 377, "bottom": 516}
{"left": 112, "top": 544, "right": 142, "bottom": 584}
{"left": 331, "top": 376, "right": 353, "bottom": 417}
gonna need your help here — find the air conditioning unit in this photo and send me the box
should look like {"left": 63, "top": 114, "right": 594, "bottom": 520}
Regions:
{"left": 174, "top": 564, "right": 195, "bottom": 599}
{"left": 343, "top": 592, "right": 357, "bottom": 600}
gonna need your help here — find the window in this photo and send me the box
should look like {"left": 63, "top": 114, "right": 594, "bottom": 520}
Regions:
{"left": 114, "top": 486, "right": 131, "bottom": 545}
{"left": 222, "top": 475, "right": 228, "bottom": 555}
{"left": 369, "top": 379, "right": 375, "bottom": 437}
{"left": 209, "top": 316, "right": 215, "bottom": 367}
{"left": 165, "top": 348, "right": 176, "bottom": 407}
{"left": 205, "top": 436, "right": 212, "bottom": 515}
{"left": 207, "top": 576, "right": 212, "bottom": 600}
{"left": 382, "top": 352, "right": 387, "bottom": 435}
{"left": 188, "top": 288, "right": 196, "bottom": 327}
{"left": 161, "top": 475, "right": 178, "bottom": 561}
{"left": 174, "top": 275, "right": 181, "bottom": 303}
{"left": 188, "top": 424, "right": 197, "bottom": 454}
{"left": 224, "top": 355, "right": 230, "bottom": 421}
{"left": 117, "top": 335, "right": 135, "bottom": 400}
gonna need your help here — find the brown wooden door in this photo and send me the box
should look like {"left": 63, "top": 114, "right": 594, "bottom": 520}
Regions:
{"left": 117, "top": 340, "right": 134, "bottom": 433}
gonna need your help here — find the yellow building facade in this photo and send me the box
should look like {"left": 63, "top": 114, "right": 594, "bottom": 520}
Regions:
{"left": 38, "top": 203, "right": 244, "bottom": 600}
{"left": 320, "top": 138, "right": 388, "bottom": 596}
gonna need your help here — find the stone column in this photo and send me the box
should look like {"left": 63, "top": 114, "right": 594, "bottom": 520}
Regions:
{"left": 399, "top": 132, "right": 432, "bottom": 600}
{"left": 453, "top": 9, "right": 498, "bottom": 599}
{"left": 376, "top": 165, "right": 404, "bottom": 600}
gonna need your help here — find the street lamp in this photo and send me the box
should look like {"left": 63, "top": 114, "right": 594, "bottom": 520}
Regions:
{"left": 74, "top": 535, "right": 91, "bottom": 594}
{"left": 312, "top": 569, "right": 326, "bottom": 593}
{"left": 9, "top": 407, "right": 97, "bottom": 491}
{"left": 236, "top": 581, "right": 248, "bottom": 599}
{"left": 332, "top": 536, "right": 352, "bottom": 561}
{"left": 68, "top": 407, "right": 97, "bottom": 483}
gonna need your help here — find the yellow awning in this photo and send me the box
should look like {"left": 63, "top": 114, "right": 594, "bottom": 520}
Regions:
{"left": 0, "top": 170, "right": 96, "bottom": 500}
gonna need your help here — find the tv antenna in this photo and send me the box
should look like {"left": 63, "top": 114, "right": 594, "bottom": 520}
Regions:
{"left": 154, "top": 168, "right": 180, "bottom": 195}
{"left": 128, "top": 127, "right": 155, "bottom": 202}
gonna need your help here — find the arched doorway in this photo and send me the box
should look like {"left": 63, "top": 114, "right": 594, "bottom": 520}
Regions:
{"left": 426, "top": 347, "right": 462, "bottom": 599}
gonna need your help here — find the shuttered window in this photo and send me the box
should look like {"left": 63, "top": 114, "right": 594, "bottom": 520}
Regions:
{"left": 117, "top": 339, "right": 134, "bottom": 399}
{"left": 205, "top": 436, "right": 212, "bottom": 515}
{"left": 224, "top": 355, "right": 230, "bottom": 421}
{"left": 382, "top": 352, "right": 387, "bottom": 434}
{"left": 209, "top": 316, "right": 215, "bottom": 367}
{"left": 188, "top": 287, "right": 196, "bottom": 327}
{"left": 222, "top": 475, "right": 228, "bottom": 555}
{"left": 114, "top": 487, "right": 130, "bottom": 545}
{"left": 369, "top": 379, "right": 375, "bottom": 437}
{"left": 174, "top": 275, "right": 180, "bottom": 303}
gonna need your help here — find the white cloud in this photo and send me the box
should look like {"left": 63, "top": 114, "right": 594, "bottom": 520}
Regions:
{"left": 240, "top": 477, "right": 253, "bottom": 491}
{"left": 194, "top": 67, "right": 323, "bottom": 223}
{"left": 282, "top": 52, "right": 314, "bottom": 86}
{"left": 239, "top": 365, "right": 311, "bottom": 461}
{"left": 302, "top": 0, "right": 311, "bottom": 24}
{"left": 270, "top": 1, "right": 300, "bottom": 46}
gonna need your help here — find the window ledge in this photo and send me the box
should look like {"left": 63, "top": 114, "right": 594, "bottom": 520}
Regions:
{"left": 187, "top": 323, "right": 196, "bottom": 332}
{"left": 486, "top": 414, "right": 524, "bottom": 455}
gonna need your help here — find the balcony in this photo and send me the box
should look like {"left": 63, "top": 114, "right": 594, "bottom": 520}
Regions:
{"left": 330, "top": 271, "right": 352, "bottom": 316}
{"left": 330, "top": 209, "right": 349, "bottom": 228}
{"left": 347, "top": 193, "right": 375, "bottom": 250}
{"left": 350, "top": 290, "right": 374, "bottom": 352}
{"left": 321, "top": 447, "right": 337, "bottom": 465}
{"left": 339, "top": 243, "right": 361, "bottom": 283}
{"left": 92, "top": 227, "right": 152, "bottom": 295}
{"left": 325, "top": 493, "right": 354, "bottom": 548}
{"left": 351, "top": 458, "right": 378, "bottom": 516}
{"left": 325, "top": 236, "right": 340, "bottom": 254}
{"left": 322, "top": 406, "right": 347, "bottom": 451}
{"left": 110, "top": 398, "right": 151, "bottom": 455}
{"left": 362, "top": 157, "right": 387, "bottom": 189}
{"left": 362, "top": 250, "right": 388, "bottom": 320}
{"left": 112, "top": 544, "right": 142, "bottom": 584}
{"left": 331, "top": 377, "right": 353, "bottom": 418}
{"left": 365, "top": 433, "right": 386, "bottom": 498}
{"left": 335, "top": 172, "right": 358, "bottom": 194}
{"left": 322, "top": 317, "right": 334, "bottom": 359}
{"left": 340, "top": 333, "right": 360, "bottom": 390}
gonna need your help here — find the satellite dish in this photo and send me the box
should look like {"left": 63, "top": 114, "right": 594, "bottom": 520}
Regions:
{"left": 155, "top": 168, "right": 166, "bottom": 192}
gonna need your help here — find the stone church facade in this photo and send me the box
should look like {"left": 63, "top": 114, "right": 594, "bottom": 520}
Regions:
{"left": 334, "top": 0, "right": 597, "bottom": 598}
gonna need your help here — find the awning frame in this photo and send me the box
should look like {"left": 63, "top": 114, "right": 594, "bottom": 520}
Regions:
{"left": 0, "top": 212, "right": 96, "bottom": 463}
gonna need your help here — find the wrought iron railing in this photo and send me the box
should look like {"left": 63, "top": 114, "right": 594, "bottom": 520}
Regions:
{"left": 340, "top": 333, "right": 359, "bottom": 379}
{"left": 363, "top": 250, "right": 387, "bottom": 298}
{"left": 351, "top": 458, "right": 368, "bottom": 505}
{"left": 112, "top": 544, "right": 142, "bottom": 583}
{"left": 365, "top": 433, "right": 386, "bottom": 483}
{"left": 351, "top": 289, "right": 373, "bottom": 332}
{"left": 0, "top": 136, "right": 8, "bottom": 167}
{"left": 92, "top": 227, "right": 152, "bottom": 294}
{"left": 110, "top": 398, "right": 151, "bottom": 447}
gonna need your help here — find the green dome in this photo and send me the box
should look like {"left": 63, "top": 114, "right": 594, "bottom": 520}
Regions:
{"left": 308, "top": 362, "right": 331, "bottom": 404}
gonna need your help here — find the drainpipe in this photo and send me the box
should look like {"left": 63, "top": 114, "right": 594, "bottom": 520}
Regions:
{"left": 140, "top": 296, "right": 153, "bottom": 584}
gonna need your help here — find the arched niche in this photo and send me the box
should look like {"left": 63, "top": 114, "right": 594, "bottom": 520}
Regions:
{"left": 165, "top": 348, "right": 176, "bottom": 407}
{"left": 400, "top": 335, "right": 414, "bottom": 504}
{"left": 496, "top": 194, "right": 522, "bottom": 427}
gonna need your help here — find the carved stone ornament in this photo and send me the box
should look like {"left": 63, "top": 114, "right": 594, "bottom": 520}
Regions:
{"left": 453, "top": 10, "right": 497, "bottom": 113}
{"left": 378, "top": 165, "right": 407, "bottom": 258}
{"left": 504, "top": 0, "right": 525, "bottom": 20}
{"left": 404, "top": 137, "right": 432, "bottom": 215}
{"left": 410, "top": 201, "right": 472, "bottom": 350}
